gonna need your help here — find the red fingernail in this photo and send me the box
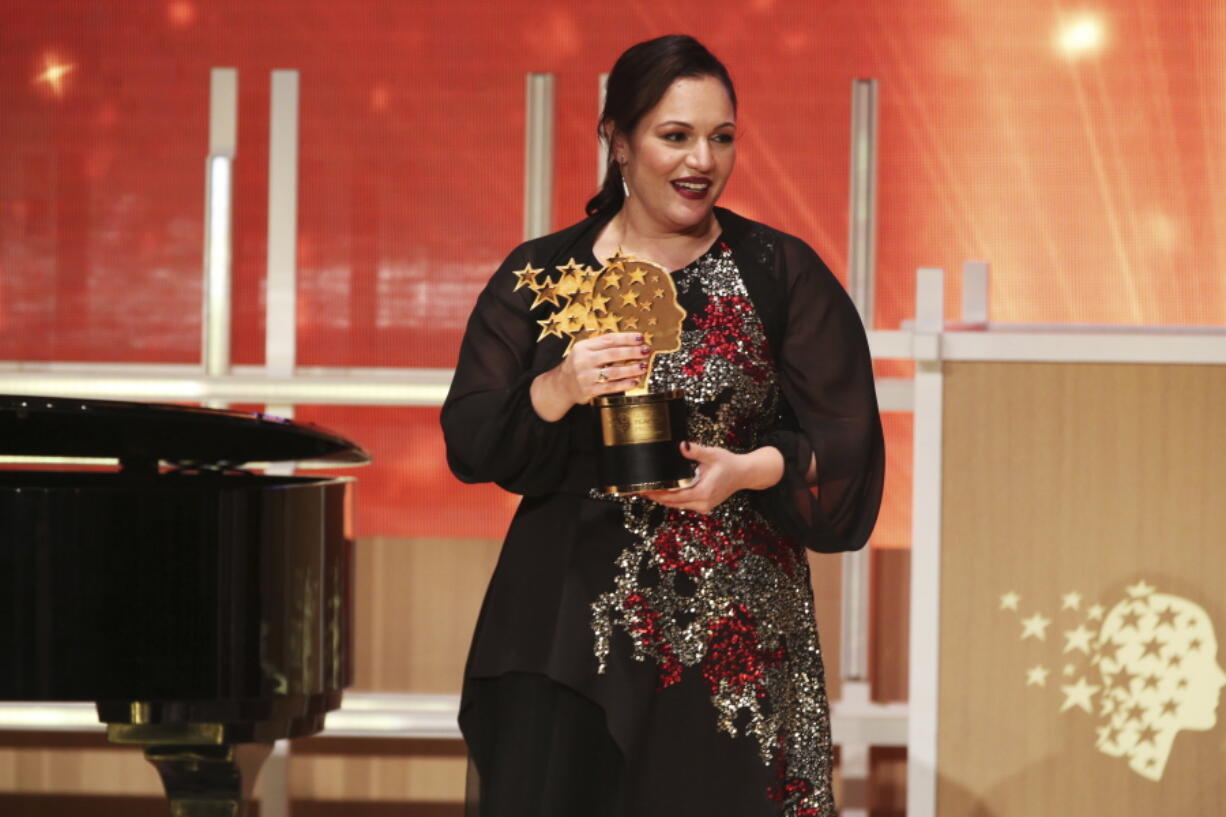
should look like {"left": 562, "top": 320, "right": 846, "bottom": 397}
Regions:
{"left": 635, "top": 334, "right": 644, "bottom": 343}
{"left": 640, "top": 345, "right": 651, "bottom": 355}
{"left": 639, "top": 361, "right": 647, "bottom": 370}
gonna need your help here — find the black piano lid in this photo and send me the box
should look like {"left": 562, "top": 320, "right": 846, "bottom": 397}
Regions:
{"left": 0, "top": 394, "right": 370, "bottom": 467}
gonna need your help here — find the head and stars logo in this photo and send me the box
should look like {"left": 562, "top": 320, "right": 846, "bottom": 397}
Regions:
{"left": 999, "top": 581, "right": 1225, "bottom": 781}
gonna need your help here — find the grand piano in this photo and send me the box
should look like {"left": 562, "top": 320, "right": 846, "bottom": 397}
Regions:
{"left": 0, "top": 394, "right": 367, "bottom": 815}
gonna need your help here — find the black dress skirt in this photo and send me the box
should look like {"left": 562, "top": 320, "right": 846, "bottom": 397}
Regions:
{"left": 442, "top": 208, "right": 884, "bottom": 817}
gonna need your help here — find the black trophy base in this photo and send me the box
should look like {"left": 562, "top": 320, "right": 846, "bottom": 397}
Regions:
{"left": 594, "top": 390, "right": 695, "bottom": 495}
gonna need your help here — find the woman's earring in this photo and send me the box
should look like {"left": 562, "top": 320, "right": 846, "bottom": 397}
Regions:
{"left": 619, "top": 160, "right": 630, "bottom": 198}
{"left": 621, "top": 176, "right": 630, "bottom": 198}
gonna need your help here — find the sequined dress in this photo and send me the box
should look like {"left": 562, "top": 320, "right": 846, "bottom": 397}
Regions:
{"left": 442, "top": 208, "right": 884, "bottom": 817}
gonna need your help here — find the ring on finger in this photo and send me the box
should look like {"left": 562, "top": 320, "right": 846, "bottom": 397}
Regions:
{"left": 596, "top": 367, "right": 608, "bottom": 383}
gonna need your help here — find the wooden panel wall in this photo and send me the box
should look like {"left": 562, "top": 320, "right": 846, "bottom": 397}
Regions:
{"left": 1, "top": 519, "right": 913, "bottom": 810}
{"left": 938, "top": 362, "right": 1226, "bottom": 816}
{"left": 350, "top": 537, "right": 501, "bottom": 692}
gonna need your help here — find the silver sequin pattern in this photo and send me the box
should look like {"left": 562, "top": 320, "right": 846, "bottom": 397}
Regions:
{"left": 590, "top": 244, "right": 835, "bottom": 816}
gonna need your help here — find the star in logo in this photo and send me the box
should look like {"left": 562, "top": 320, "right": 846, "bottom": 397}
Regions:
{"left": 1062, "top": 591, "right": 1083, "bottom": 611}
{"left": 1060, "top": 676, "right": 1101, "bottom": 713}
{"left": 1097, "top": 724, "right": 1122, "bottom": 748}
{"left": 1021, "top": 612, "right": 1052, "bottom": 641}
{"left": 1027, "top": 665, "right": 1050, "bottom": 687}
{"left": 1139, "top": 636, "right": 1164, "bottom": 659}
{"left": 1064, "top": 625, "right": 1094, "bottom": 654}
{"left": 1000, "top": 591, "right": 1021, "bottom": 611}
{"left": 1119, "top": 607, "right": 1143, "bottom": 631}
{"left": 1107, "top": 667, "right": 1138, "bottom": 694}
{"left": 1127, "top": 579, "right": 1156, "bottom": 598}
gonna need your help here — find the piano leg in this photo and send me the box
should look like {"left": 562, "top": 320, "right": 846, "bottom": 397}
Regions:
{"left": 143, "top": 742, "right": 273, "bottom": 817}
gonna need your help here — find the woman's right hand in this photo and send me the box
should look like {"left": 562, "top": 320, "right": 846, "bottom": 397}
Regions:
{"left": 530, "top": 332, "right": 650, "bottom": 422}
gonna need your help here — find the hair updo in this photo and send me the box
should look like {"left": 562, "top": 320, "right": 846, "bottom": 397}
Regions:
{"left": 585, "top": 35, "right": 737, "bottom": 217}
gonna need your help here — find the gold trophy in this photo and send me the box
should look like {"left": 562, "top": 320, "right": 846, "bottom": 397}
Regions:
{"left": 512, "top": 252, "right": 693, "bottom": 495}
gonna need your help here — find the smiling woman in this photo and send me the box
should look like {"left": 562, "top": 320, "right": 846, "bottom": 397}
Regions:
{"left": 441, "top": 34, "right": 884, "bottom": 817}
{"left": 595, "top": 74, "right": 737, "bottom": 268}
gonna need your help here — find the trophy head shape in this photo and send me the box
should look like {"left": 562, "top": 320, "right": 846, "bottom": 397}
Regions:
{"left": 568, "top": 254, "right": 687, "bottom": 377}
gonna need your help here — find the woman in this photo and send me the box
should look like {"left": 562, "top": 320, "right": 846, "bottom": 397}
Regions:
{"left": 442, "top": 34, "right": 883, "bottom": 817}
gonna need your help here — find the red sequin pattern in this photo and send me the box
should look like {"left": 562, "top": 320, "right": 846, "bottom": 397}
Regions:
{"left": 702, "top": 603, "right": 786, "bottom": 697}
{"left": 591, "top": 242, "right": 835, "bottom": 816}
{"left": 683, "top": 294, "right": 773, "bottom": 384}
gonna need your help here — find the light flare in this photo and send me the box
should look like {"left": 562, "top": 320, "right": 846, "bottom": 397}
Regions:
{"left": 166, "top": 0, "right": 197, "bottom": 28}
{"left": 1056, "top": 14, "right": 1108, "bottom": 59}
{"left": 33, "top": 53, "right": 75, "bottom": 97}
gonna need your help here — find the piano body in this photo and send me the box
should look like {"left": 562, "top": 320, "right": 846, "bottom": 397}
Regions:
{"left": 0, "top": 394, "right": 367, "bottom": 815}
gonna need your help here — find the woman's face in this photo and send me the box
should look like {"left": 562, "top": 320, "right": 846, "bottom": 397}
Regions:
{"left": 616, "top": 74, "right": 736, "bottom": 235}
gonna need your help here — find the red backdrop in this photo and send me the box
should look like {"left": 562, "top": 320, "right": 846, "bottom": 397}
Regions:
{"left": 3, "top": 0, "right": 1223, "bottom": 541}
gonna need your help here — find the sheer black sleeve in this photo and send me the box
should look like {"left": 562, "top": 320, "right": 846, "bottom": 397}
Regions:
{"left": 759, "top": 235, "right": 884, "bottom": 553}
{"left": 441, "top": 244, "right": 573, "bottom": 496}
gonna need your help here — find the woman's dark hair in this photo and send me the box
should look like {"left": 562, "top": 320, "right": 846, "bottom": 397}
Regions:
{"left": 585, "top": 35, "right": 737, "bottom": 217}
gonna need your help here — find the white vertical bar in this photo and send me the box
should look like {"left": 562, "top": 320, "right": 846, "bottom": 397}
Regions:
{"left": 266, "top": 70, "right": 299, "bottom": 379}
{"left": 841, "top": 548, "right": 870, "bottom": 680}
{"left": 961, "top": 260, "right": 990, "bottom": 324}
{"left": 907, "top": 266, "right": 944, "bottom": 817}
{"left": 841, "top": 78, "right": 878, "bottom": 685}
{"left": 209, "top": 69, "right": 238, "bottom": 158}
{"left": 203, "top": 157, "right": 233, "bottom": 379}
{"left": 203, "top": 68, "right": 237, "bottom": 391}
{"left": 524, "top": 73, "right": 555, "bottom": 241}
{"left": 596, "top": 72, "right": 609, "bottom": 187}
{"left": 847, "top": 79, "right": 878, "bottom": 326}
{"left": 257, "top": 739, "right": 290, "bottom": 817}
{"left": 915, "top": 267, "right": 945, "bottom": 333}
{"left": 839, "top": 680, "right": 872, "bottom": 817}
{"left": 265, "top": 69, "right": 300, "bottom": 475}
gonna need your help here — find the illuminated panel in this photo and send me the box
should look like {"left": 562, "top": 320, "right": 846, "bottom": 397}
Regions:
{"left": 2, "top": 0, "right": 1223, "bottom": 548}
{"left": 875, "top": 412, "right": 913, "bottom": 549}
{"left": 294, "top": 404, "right": 518, "bottom": 540}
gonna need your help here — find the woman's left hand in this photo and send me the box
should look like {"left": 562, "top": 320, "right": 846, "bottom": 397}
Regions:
{"left": 639, "top": 442, "right": 784, "bottom": 514}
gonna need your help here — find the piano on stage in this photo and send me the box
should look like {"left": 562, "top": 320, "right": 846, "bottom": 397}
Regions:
{"left": 0, "top": 394, "right": 368, "bottom": 815}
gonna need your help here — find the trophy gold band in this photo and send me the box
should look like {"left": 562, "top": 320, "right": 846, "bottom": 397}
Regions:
{"left": 512, "top": 252, "right": 694, "bottom": 495}
{"left": 594, "top": 388, "right": 694, "bottom": 494}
